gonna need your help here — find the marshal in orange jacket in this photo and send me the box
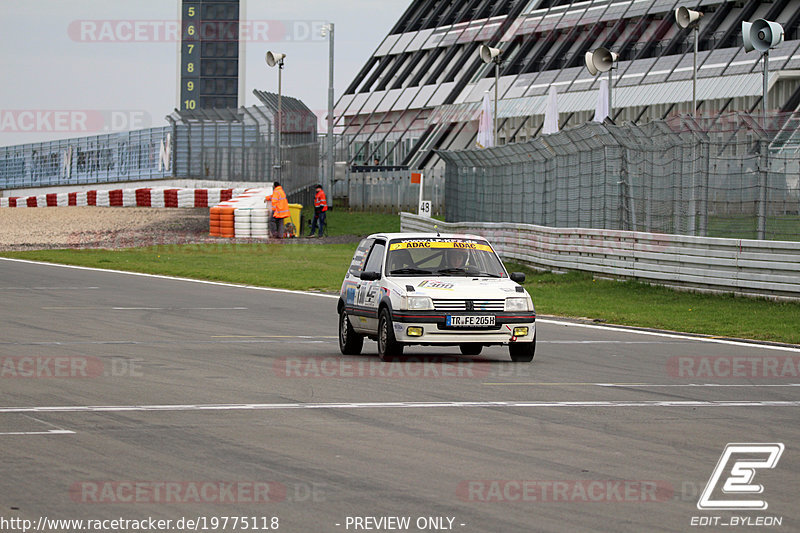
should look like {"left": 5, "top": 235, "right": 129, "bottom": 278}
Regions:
{"left": 314, "top": 188, "right": 328, "bottom": 212}
{"left": 268, "top": 185, "right": 289, "bottom": 218}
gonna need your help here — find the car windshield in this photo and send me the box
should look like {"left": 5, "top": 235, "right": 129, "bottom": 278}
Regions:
{"left": 386, "top": 238, "right": 507, "bottom": 277}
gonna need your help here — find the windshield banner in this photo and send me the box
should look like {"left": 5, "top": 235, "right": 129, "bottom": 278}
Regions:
{"left": 389, "top": 240, "right": 493, "bottom": 253}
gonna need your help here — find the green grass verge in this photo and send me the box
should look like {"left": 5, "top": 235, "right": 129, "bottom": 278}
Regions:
{"left": 300, "top": 208, "right": 401, "bottom": 237}
{"left": 507, "top": 264, "right": 800, "bottom": 345}
{"left": 2, "top": 244, "right": 356, "bottom": 293}
{"left": 299, "top": 207, "right": 440, "bottom": 236}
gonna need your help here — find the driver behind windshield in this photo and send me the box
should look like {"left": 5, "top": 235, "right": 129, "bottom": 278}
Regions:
{"left": 442, "top": 248, "right": 468, "bottom": 270}
{"left": 389, "top": 249, "right": 414, "bottom": 272}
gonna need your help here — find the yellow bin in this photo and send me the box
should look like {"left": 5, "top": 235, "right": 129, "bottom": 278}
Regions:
{"left": 287, "top": 203, "right": 303, "bottom": 237}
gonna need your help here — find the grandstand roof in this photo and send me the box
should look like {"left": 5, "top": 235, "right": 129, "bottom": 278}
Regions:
{"left": 335, "top": 0, "right": 800, "bottom": 169}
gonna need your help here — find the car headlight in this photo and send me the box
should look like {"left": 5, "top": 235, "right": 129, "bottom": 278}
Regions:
{"left": 504, "top": 297, "right": 531, "bottom": 312}
{"left": 404, "top": 295, "right": 434, "bottom": 310}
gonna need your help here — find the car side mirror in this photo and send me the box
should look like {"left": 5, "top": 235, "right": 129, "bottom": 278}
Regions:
{"left": 360, "top": 271, "right": 381, "bottom": 281}
{"left": 510, "top": 272, "right": 526, "bottom": 283}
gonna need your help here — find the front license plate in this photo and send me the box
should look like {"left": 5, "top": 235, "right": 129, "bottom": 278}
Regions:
{"left": 446, "top": 315, "right": 495, "bottom": 327}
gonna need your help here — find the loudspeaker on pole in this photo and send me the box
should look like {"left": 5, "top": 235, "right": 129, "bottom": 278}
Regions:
{"left": 266, "top": 51, "right": 286, "bottom": 67}
{"left": 675, "top": 7, "right": 703, "bottom": 29}
{"left": 479, "top": 45, "right": 502, "bottom": 64}
{"left": 585, "top": 47, "right": 618, "bottom": 75}
{"left": 743, "top": 19, "right": 784, "bottom": 53}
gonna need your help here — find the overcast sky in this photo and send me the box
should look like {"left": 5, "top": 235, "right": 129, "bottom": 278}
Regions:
{"left": 0, "top": 0, "right": 412, "bottom": 146}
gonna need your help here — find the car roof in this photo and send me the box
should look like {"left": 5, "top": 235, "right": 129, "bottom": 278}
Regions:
{"left": 365, "top": 232, "right": 489, "bottom": 241}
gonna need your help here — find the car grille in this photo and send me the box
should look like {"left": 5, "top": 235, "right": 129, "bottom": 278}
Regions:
{"left": 432, "top": 299, "right": 505, "bottom": 312}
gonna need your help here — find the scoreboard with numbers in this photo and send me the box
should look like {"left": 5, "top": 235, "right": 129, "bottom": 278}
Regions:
{"left": 179, "top": 0, "right": 240, "bottom": 111}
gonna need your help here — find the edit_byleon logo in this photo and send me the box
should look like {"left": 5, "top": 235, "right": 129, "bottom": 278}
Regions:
{"left": 697, "top": 443, "right": 785, "bottom": 511}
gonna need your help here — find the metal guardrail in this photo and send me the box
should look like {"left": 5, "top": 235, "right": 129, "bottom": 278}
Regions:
{"left": 400, "top": 213, "right": 800, "bottom": 301}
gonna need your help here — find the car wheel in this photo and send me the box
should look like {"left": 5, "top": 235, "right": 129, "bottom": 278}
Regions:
{"left": 377, "top": 308, "right": 403, "bottom": 361}
{"left": 459, "top": 343, "right": 483, "bottom": 356}
{"left": 509, "top": 334, "right": 536, "bottom": 362}
{"left": 339, "top": 308, "right": 363, "bottom": 355}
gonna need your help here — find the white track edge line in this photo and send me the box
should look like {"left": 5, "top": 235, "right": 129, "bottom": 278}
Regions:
{"left": 535, "top": 319, "right": 800, "bottom": 353}
{"left": 0, "top": 400, "right": 799, "bottom": 414}
{"left": 0, "top": 257, "right": 338, "bottom": 300}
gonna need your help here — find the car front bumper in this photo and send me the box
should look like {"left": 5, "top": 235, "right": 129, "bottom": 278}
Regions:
{"left": 391, "top": 311, "right": 536, "bottom": 345}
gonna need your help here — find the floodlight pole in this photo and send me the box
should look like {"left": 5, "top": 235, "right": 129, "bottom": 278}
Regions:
{"left": 762, "top": 51, "right": 769, "bottom": 126}
{"left": 693, "top": 25, "right": 698, "bottom": 116}
{"left": 325, "top": 23, "right": 335, "bottom": 197}
{"left": 494, "top": 60, "right": 499, "bottom": 146}
{"left": 277, "top": 59, "right": 284, "bottom": 181}
{"left": 758, "top": 50, "right": 769, "bottom": 240}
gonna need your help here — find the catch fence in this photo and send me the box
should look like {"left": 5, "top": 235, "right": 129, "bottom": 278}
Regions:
{"left": 439, "top": 113, "right": 800, "bottom": 241}
{"left": 340, "top": 168, "right": 445, "bottom": 214}
{"left": 0, "top": 105, "right": 319, "bottom": 195}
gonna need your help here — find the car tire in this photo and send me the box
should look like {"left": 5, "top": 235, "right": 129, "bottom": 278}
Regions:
{"left": 459, "top": 343, "right": 483, "bottom": 356}
{"left": 509, "top": 334, "right": 536, "bottom": 362}
{"left": 377, "top": 308, "right": 403, "bottom": 361}
{"left": 339, "top": 308, "right": 363, "bottom": 355}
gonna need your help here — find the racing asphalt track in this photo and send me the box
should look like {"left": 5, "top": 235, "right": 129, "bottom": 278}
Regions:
{"left": 0, "top": 257, "right": 798, "bottom": 533}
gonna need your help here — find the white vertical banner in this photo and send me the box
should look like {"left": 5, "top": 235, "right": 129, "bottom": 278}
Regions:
{"left": 476, "top": 93, "right": 494, "bottom": 149}
{"left": 593, "top": 78, "right": 609, "bottom": 122}
{"left": 159, "top": 133, "right": 172, "bottom": 172}
{"left": 542, "top": 86, "right": 559, "bottom": 135}
{"left": 61, "top": 147, "right": 72, "bottom": 179}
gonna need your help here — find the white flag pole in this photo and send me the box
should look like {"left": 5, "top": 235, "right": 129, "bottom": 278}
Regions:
{"left": 418, "top": 172, "right": 424, "bottom": 210}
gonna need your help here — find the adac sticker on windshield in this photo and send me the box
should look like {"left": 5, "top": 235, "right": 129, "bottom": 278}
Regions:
{"left": 389, "top": 240, "right": 493, "bottom": 253}
{"left": 418, "top": 280, "right": 454, "bottom": 290}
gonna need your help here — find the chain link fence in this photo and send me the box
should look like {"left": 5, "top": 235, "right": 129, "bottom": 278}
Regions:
{"left": 0, "top": 127, "right": 174, "bottom": 189}
{"left": 281, "top": 142, "right": 319, "bottom": 195}
{"left": 170, "top": 121, "right": 270, "bottom": 183}
{"left": 440, "top": 113, "right": 800, "bottom": 241}
{"left": 0, "top": 105, "right": 320, "bottom": 194}
{"left": 341, "top": 168, "right": 445, "bottom": 214}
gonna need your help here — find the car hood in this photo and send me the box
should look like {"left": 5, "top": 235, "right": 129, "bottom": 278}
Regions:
{"left": 390, "top": 276, "right": 524, "bottom": 299}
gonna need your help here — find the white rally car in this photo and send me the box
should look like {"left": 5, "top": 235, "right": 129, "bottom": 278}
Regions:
{"left": 338, "top": 233, "right": 536, "bottom": 362}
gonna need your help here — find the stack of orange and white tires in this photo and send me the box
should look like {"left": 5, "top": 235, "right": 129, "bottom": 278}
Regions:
{"left": 208, "top": 187, "right": 271, "bottom": 239}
